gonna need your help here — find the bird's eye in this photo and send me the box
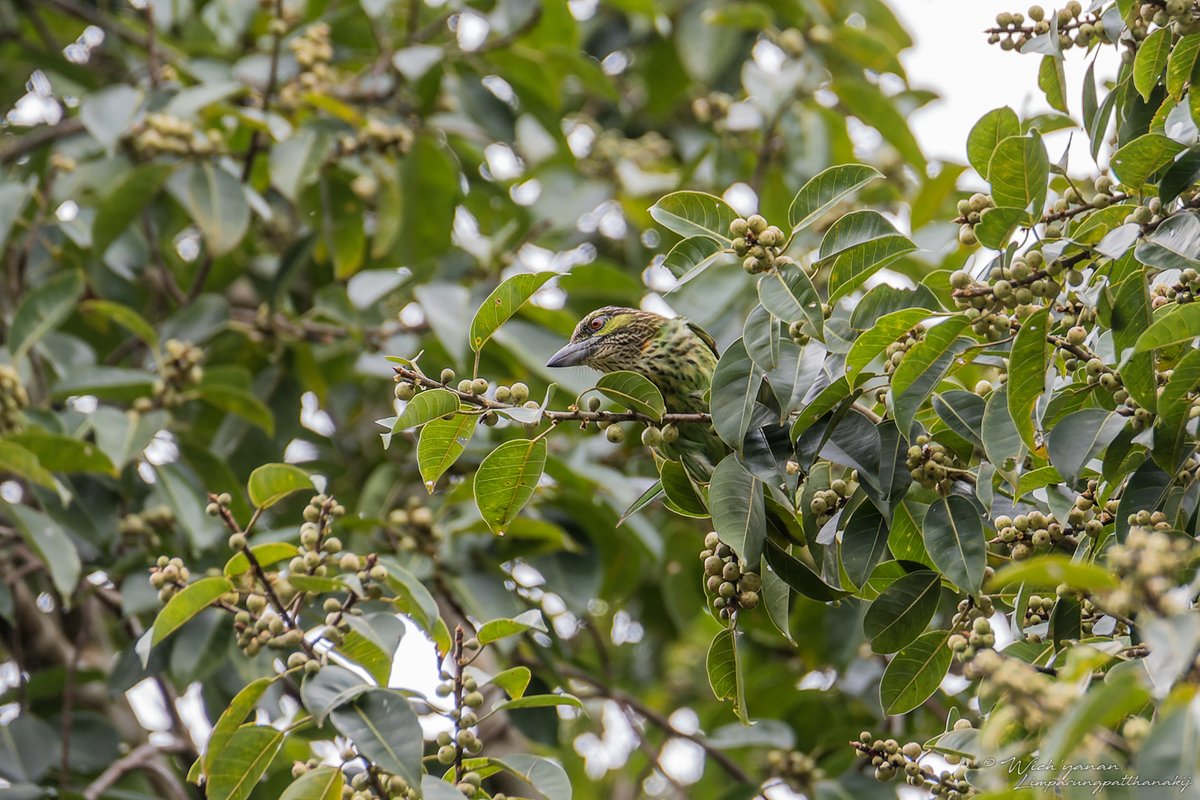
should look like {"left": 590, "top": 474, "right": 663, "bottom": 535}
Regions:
{"left": 589, "top": 316, "right": 605, "bottom": 332}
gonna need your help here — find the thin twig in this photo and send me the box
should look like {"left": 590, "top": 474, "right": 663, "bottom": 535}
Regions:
{"left": 83, "top": 739, "right": 191, "bottom": 800}
{"left": 241, "top": 0, "right": 286, "bottom": 182}
{"left": 393, "top": 365, "right": 713, "bottom": 426}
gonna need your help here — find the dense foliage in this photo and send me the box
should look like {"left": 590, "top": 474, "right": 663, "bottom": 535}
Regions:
{"left": 1, "top": 0, "right": 1200, "bottom": 798}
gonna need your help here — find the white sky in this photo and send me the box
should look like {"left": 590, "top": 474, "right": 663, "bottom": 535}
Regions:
{"left": 894, "top": 0, "right": 1121, "bottom": 175}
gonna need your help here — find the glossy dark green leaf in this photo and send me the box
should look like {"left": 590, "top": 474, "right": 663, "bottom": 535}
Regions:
{"left": 280, "top": 767, "right": 344, "bottom": 800}
{"left": 662, "top": 235, "right": 726, "bottom": 283}
{"left": 1046, "top": 408, "right": 1127, "bottom": 485}
{"left": 757, "top": 263, "right": 824, "bottom": 336}
{"left": 710, "top": 339, "right": 764, "bottom": 450}
{"left": 841, "top": 501, "right": 890, "bottom": 589}
{"left": 890, "top": 315, "right": 972, "bottom": 437}
{"left": 392, "top": 389, "right": 460, "bottom": 432}
{"left": 932, "top": 391, "right": 985, "bottom": 450}
{"left": 1158, "top": 146, "right": 1200, "bottom": 204}
{"left": 880, "top": 631, "right": 951, "bottom": 715}
{"left": 816, "top": 211, "right": 916, "bottom": 302}
{"left": 151, "top": 576, "right": 232, "bottom": 645}
{"left": 181, "top": 162, "right": 249, "bottom": 257}
{"left": 845, "top": 308, "right": 929, "bottom": 386}
{"left": 710, "top": 455, "right": 764, "bottom": 564}
{"left": 330, "top": 689, "right": 422, "bottom": 786}
{"left": 5, "top": 503, "right": 80, "bottom": 602}
{"left": 765, "top": 539, "right": 850, "bottom": 602}
{"left": 863, "top": 570, "right": 940, "bottom": 653}
{"left": 922, "top": 495, "right": 986, "bottom": 593}
{"left": 1135, "top": 212, "right": 1200, "bottom": 271}
{"left": 743, "top": 304, "right": 780, "bottom": 372}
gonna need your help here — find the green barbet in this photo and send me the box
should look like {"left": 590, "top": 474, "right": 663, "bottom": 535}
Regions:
{"left": 546, "top": 306, "right": 725, "bottom": 477}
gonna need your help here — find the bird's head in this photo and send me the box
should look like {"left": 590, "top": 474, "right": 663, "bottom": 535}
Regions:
{"left": 546, "top": 306, "right": 666, "bottom": 372}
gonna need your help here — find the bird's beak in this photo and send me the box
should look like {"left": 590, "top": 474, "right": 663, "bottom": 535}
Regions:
{"left": 546, "top": 339, "right": 594, "bottom": 368}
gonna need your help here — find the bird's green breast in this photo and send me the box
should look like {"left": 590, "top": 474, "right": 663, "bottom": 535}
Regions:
{"left": 638, "top": 318, "right": 718, "bottom": 414}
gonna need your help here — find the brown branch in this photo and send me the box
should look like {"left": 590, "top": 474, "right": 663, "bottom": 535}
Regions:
{"left": 241, "top": 0, "right": 286, "bottom": 182}
{"left": 83, "top": 739, "right": 191, "bottom": 800}
{"left": 392, "top": 365, "right": 713, "bottom": 426}
{"left": 184, "top": 253, "right": 213, "bottom": 302}
{"left": 556, "top": 665, "right": 753, "bottom": 784}
{"left": 0, "top": 118, "right": 84, "bottom": 165}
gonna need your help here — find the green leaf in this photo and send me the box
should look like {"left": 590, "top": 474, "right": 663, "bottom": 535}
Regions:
{"left": 206, "top": 725, "right": 286, "bottom": 800}
{"left": 492, "top": 694, "right": 583, "bottom": 712}
{"left": 845, "top": 308, "right": 930, "bottom": 386}
{"left": 742, "top": 304, "right": 780, "bottom": 372}
{"left": 974, "top": 206, "right": 1027, "bottom": 249}
{"left": 1007, "top": 307, "right": 1049, "bottom": 451}
{"left": 967, "top": 107, "right": 1021, "bottom": 177}
{"left": 91, "top": 163, "right": 174, "bottom": 254}
{"left": 397, "top": 135, "right": 459, "bottom": 263}
{"left": 863, "top": 570, "right": 940, "bottom": 654}
{"left": 181, "top": 162, "right": 249, "bottom": 257}
{"left": 595, "top": 371, "right": 666, "bottom": 420}
{"left": 890, "top": 316, "right": 973, "bottom": 437}
{"left": 339, "top": 614, "right": 405, "bottom": 685}
{"left": 197, "top": 384, "right": 275, "bottom": 435}
{"left": 662, "top": 235, "right": 726, "bottom": 283}
{"left": 151, "top": 576, "right": 232, "bottom": 645}
{"left": 270, "top": 128, "right": 333, "bottom": 202}
{"left": 79, "top": 299, "right": 159, "bottom": 348}
{"left": 765, "top": 539, "right": 851, "bottom": 602}
{"left": 816, "top": 211, "right": 916, "bottom": 301}
{"left": 1135, "top": 302, "right": 1200, "bottom": 352}
{"left": 709, "top": 339, "right": 764, "bottom": 450}
{"left": 982, "top": 383, "right": 1024, "bottom": 476}
{"left": 330, "top": 689, "right": 422, "bottom": 786}
{"left": 223, "top": 542, "right": 299, "bottom": 576}
{"left": 469, "top": 272, "right": 555, "bottom": 353}
{"left": 0, "top": 441, "right": 56, "bottom": 490}
{"left": 790, "top": 376, "right": 851, "bottom": 441}
{"left": 1135, "top": 26, "right": 1172, "bottom": 102}
{"left": 710, "top": 455, "right": 765, "bottom": 565}
{"left": 474, "top": 439, "right": 547, "bottom": 535}
{"left": 491, "top": 755, "right": 572, "bottom": 800}
{"left": 660, "top": 459, "right": 708, "bottom": 517}
{"left": 203, "top": 677, "right": 275, "bottom": 778}
{"left": 879, "top": 631, "right": 952, "bottom": 715}
{"left": 5, "top": 504, "right": 80, "bottom": 602}
{"left": 836, "top": 80, "right": 926, "bottom": 170}
{"left": 10, "top": 271, "right": 85, "bottom": 361}
{"left": 1167, "top": 33, "right": 1200, "bottom": 100}
{"left": 1038, "top": 55, "right": 1067, "bottom": 113}
{"left": 5, "top": 431, "right": 115, "bottom": 475}
{"left": 922, "top": 495, "right": 986, "bottom": 593}
{"left": 841, "top": 501, "right": 891, "bottom": 589}
{"left": 787, "top": 163, "right": 883, "bottom": 233}
{"left": 757, "top": 264, "right": 824, "bottom": 338}
{"left": 477, "top": 609, "right": 548, "bottom": 644}
{"left": 1156, "top": 348, "right": 1200, "bottom": 469}
{"left": 989, "top": 555, "right": 1119, "bottom": 591}
{"left": 80, "top": 84, "right": 140, "bottom": 150}
{"left": 488, "top": 667, "right": 532, "bottom": 700}
{"left": 932, "top": 391, "right": 985, "bottom": 450}
{"left": 0, "top": 181, "right": 31, "bottom": 255}
{"left": 706, "top": 628, "right": 748, "bottom": 722}
{"left": 91, "top": 407, "right": 168, "bottom": 471}
{"left": 1046, "top": 408, "right": 1127, "bottom": 485}
{"left": 301, "top": 665, "right": 369, "bottom": 725}
{"left": 247, "top": 463, "right": 313, "bottom": 509}
{"left": 280, "top": 767, "right": 344, "bottom": 800}
{"left": 987, "top": 133, "right": 1048, "bottom": 218}
{"left": 1135, "top": 212, "right": 1200, "bottom": 271}
{"left": 392, "top": 389, "right": 460, "bottom": 432}
{"left": 1158, "top": 146, "right": 1200, "bottom": 205}
{"left": 648, "top": 191, "right": 738, "bottom": 245}
{"left": 1111, "top": 133, "right": 1186, "bottom": 189}
{"left": 418, "top": 414, "right": 479, "bottom": 492}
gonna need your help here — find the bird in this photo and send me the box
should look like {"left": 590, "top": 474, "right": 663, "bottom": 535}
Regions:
{"left": 546, "top": 306, "right": 726, "bottom": 477}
